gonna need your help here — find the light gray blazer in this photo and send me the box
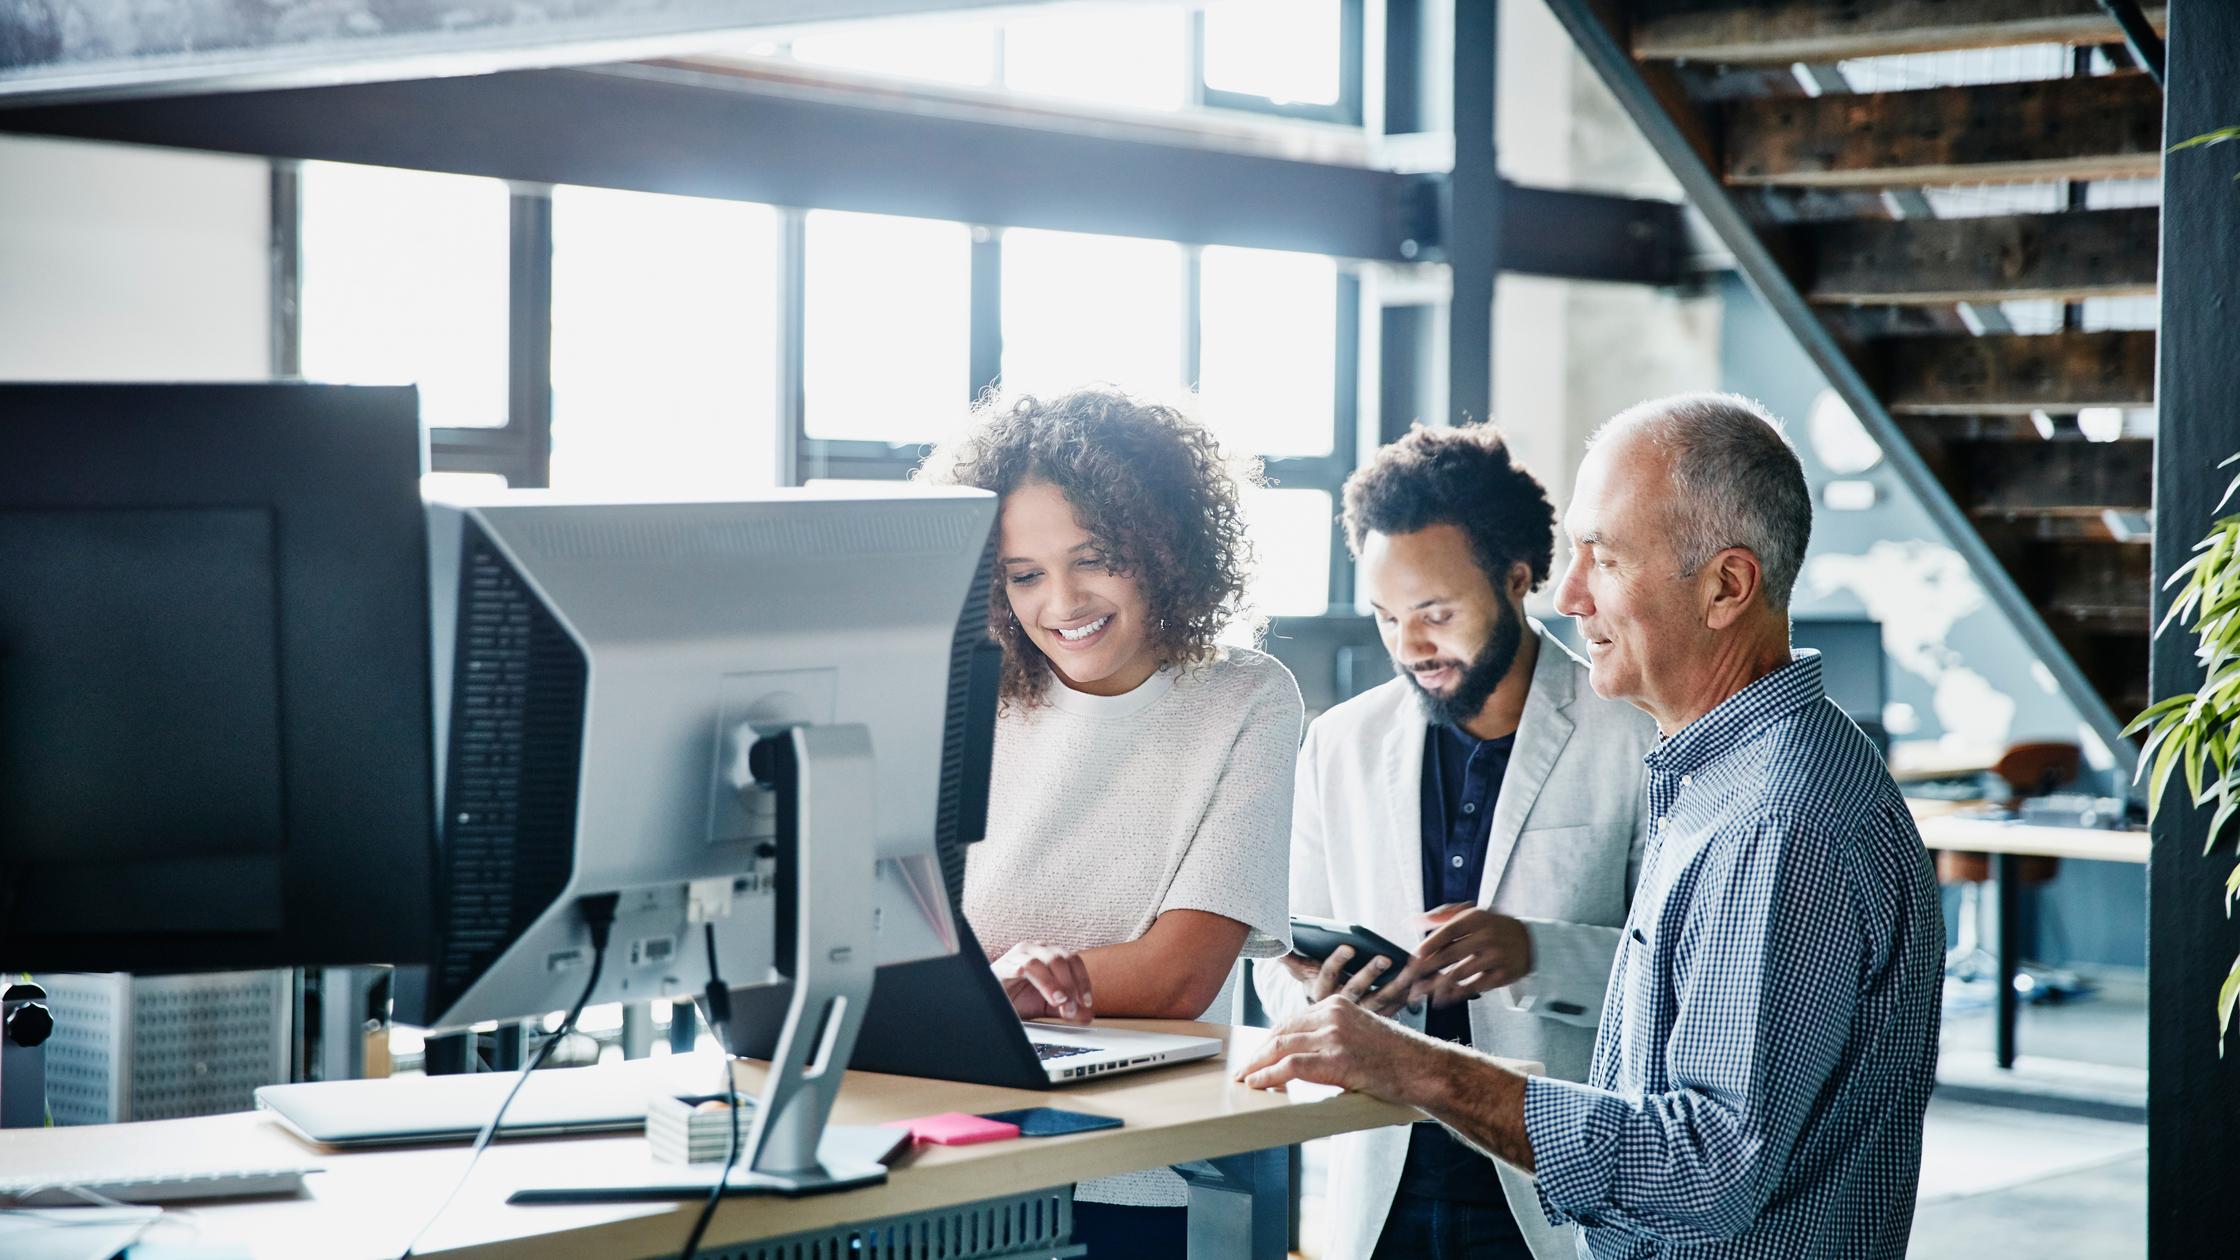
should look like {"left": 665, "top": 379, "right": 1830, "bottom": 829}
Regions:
{"left": 1254, "top": 620, "right": 1658, "bottom": 1260}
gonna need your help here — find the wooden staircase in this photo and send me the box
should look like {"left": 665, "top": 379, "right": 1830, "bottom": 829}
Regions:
{"left": 1542, "top": 0, "right": 2167, "bottom": 769}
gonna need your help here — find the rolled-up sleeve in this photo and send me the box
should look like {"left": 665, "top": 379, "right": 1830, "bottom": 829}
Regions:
{"left": 1520, "top": 816, "right": 1867, "bottom": 1244}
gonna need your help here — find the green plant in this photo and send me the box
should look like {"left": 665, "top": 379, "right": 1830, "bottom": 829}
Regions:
{"left": 2124, "top": 453, "right": 2240, "bottom": 1052}
{"left": 2170, "top": 125, "right": 2240, "bottom": 178}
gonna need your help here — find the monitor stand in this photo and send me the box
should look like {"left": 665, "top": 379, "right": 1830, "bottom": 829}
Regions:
{"left": 517, "top": 723, "right": 889, "bottom": 1203}
{"left": 728, "top": 723, "right": 885, "bottom": 1195}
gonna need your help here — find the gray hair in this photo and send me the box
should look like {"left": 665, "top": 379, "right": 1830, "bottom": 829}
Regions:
{"left": 1590, "top": 393, "right": 1811, "bottom": 610}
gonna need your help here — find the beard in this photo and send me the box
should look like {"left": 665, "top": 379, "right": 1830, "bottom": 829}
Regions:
{"left": 1402, "top": 601, "right": 1524, "bottom": 729}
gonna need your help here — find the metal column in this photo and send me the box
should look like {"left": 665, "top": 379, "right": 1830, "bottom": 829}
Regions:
{"left": 1445, "top": 0, "right": 1497, "bottom": 427}
{"left": 2147, "top": 1, "right": 2240, "bottom": 1253}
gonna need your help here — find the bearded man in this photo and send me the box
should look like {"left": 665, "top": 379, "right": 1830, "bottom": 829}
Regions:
{"left": 1255, "top": 424, "right": 1658, "bottom": 1260}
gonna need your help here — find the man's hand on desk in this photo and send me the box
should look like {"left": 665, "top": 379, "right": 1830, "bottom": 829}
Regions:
{"left": 1237, "top": 995, "right": 1540, "bottom": 1173}
{"left": 1393, "top": 904, "right": 1533, "bottom": 1009}
{"left": 993, "top": 941, "right": 1094, "bottom": 1025}
{"left": 1234, "top": 994, "right": 1437, "bottom": 1098}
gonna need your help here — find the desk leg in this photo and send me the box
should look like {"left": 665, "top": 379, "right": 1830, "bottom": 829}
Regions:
{"left": 1177, "top": 1147, "right": 1287, "bottom": 1260}
{"left": 1995, "top": 851, "right": 2020, "bottom": 1070}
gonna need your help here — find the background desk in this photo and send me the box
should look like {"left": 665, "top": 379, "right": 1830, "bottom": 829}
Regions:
{"left": 1909, "top": 800, "right": 2149, "bottom": 1070}
{"left": 0, "top": 1019, "right": 1421, "bottom": 1259}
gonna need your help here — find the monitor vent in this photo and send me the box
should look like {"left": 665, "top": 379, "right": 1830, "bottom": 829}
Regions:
{"left": 510, "top": 509, "right": 982, "bottom": 562}
{"left": 933, "top": 532, "right": 998, "bottom": 910}
{"left": 434, "top": 525, "right": 586, "bottom": 1004}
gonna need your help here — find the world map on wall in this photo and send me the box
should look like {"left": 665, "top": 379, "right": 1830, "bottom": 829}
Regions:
{"left": 1801, "top": 540, "right": 2016, "bottom": 752}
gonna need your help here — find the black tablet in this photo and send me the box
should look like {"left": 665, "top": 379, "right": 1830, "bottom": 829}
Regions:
{"left": 1288, "top": 915, "right": 1415, "bottom": 991}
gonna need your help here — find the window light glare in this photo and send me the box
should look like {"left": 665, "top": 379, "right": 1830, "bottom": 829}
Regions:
{"left": 2077, "top": 407, "right": 2124, "bottom": 443}
{"left": 1203, "top": 0, "right": 1342, "bottom": 107}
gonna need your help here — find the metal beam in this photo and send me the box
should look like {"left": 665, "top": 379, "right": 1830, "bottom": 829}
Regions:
{"left": 0, "top": 59, "right": 1687, "bottom": 291}
{"left": 2148, "top": 1, "right": 2240, "bottom": 1252}
{"left": 0, "top": 0, "right": 1034, "bottom": 105}
{"left": 0, "top": 64, "right": 1425, "bottom": 262}
{"left": 1537, "top": 0, "right": 2138, "bottom": 776}
{"left": 2097, "top": 0, "right": 2169, "bottom": 86}
{"left": 1499, "top": 183, "right": 1685, "bottom": 287}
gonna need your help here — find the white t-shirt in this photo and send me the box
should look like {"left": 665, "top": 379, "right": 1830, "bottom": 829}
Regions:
{"left": 963, "top": 645, "right": 1302, "bottom": 1205}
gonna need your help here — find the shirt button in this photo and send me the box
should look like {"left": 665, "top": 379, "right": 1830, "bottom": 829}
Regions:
{"left": 1450, "top": 854, "right": 1466, "bottom": 869}
{"left": 1658, "top": 816, "right": 1669, "bottom": 831}
{"left": 1680, "top": 775, "right": 1692, "bottom": 788}
{"left": 1460, "top": 801, "right": 1477, "bottom": 815}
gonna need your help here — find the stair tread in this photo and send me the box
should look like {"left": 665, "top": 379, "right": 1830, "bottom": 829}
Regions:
{"left": 1633, "top": 0, "right": 2167, "bottom": 66}
{"left": 1724, "top": 76, "right": 2162, "bottom": 190}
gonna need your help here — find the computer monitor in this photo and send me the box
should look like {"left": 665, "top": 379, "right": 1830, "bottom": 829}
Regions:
{"left": 0, "top": 383, "right": 438, "bottom": 973}
{"left": 2, "top": 384, "right": 1003, "bottom": 1039}
{"left": 392, "top": 486, "right": 1002, "bottom": 1035}
{"left": 1790, "top": 617, "right": 1887, "bottom": 729}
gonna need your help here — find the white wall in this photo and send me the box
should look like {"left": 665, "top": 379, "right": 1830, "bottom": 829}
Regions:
{"left": 0, "top": 134, "right": 271, "bottom": 381}
{"left": 1491, "top": 0, "right": 1719, "bottom": 548}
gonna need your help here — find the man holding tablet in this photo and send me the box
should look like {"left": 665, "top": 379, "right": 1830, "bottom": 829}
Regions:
{"left": 1255, "top": 425, "right": 1656, "bottom": 1260}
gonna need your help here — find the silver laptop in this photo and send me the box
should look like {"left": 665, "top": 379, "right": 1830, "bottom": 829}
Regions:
{"left": 1020, "top": 1019, "right": 1222, "bottom": 1083}
{"left": 256, "top": 1054, "right": 721, "bottom": 1147}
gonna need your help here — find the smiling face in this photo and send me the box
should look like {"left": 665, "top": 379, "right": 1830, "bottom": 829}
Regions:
{"left": 1552, "top": 432, "right": 1708, "bottom": 724}
{"left": 1360, "top": 523, "right": 1527, "bottom": 728}
{"left": 997, "top": 478, "right": 1161, "bottom": 697}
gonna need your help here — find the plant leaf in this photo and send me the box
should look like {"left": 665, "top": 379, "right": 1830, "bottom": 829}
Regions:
{"left": 2124, "top": 693, "right": 2194, "bottom": 737}
{"left": 2220, "top": 952, "right": 2240, "bottom": 1058}
{"left": 2149, "top": 727, "right": 2185, "bottom": 822}
{"left": 2225, "top": 858, "right": 2240, "bottom": 915}
{"left": 2173, "top": 126, "right": 2240, "bottom": 153}
{"left": 2185, "top": 725, "right": 2209, "bottom": 808}
{"left": 2214, "top": 785, "right": 2240, "bottom": 858}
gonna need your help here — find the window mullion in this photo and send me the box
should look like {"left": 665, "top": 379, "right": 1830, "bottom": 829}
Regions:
{"left": 507, "top": 187, "right": 554, "bottom": 488}
{"left": 779, "top": 208, "right": 809, "bottom": 486}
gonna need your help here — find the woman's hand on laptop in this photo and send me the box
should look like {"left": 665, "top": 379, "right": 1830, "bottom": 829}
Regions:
{"left": 994, "top": 941, "right": 1095, "bottom": 1025}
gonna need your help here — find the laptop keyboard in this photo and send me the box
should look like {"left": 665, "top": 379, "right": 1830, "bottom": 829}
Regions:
{"left": 1033, "top": 1042, "right": 1100, "bottom": 1061}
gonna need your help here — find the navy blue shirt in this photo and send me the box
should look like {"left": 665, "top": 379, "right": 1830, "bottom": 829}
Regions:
{"left": 1399, "top": 722, "right": 1518, "bottom": 1208}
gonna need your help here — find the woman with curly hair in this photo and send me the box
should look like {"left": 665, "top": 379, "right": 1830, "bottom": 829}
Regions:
{"left": 918, "top": 386, "right": 1302, "bottom": 1258}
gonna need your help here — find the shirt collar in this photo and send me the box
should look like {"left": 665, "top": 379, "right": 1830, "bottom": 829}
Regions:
{"left": 1040, "top": 663, "right": 1179, "bottom": 719}
{"left": 1644, "top": 649, "right": 1826, "bottom": 778}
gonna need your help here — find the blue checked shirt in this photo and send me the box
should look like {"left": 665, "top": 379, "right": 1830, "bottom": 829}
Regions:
{"left": 1521, "top": 651, "right": 1942, "bottom": 1258}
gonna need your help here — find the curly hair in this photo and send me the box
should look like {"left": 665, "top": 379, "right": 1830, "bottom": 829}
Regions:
{"left": 1341, "top": 423, "right": 1556, "bottom": 592}
{"left": 916, "top": 388, "right": 1260, "bottom": 705}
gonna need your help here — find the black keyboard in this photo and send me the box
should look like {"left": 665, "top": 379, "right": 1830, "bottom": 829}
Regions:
{"left": 1032, "top": 1042, "right": 1100, "bottom": 1061}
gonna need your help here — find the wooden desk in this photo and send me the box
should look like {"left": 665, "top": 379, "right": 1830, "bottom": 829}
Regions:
{"left": 0, "top": 1020, "right": 1420, "bottom": 1259}
{"left": 1906, "top": 799, "right": 2149, "bottom": 1071}
{"left": 1909, "top": 800, "right": 2150, "bottom": 865}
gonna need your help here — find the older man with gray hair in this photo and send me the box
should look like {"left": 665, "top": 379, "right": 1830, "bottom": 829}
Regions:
{"left": 1240, "top": 393, "right": 1943, "bottom": 1259}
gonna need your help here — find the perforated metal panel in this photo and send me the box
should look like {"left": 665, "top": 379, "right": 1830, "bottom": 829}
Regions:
{"left": 700, "top": 1190, "right": 1080, "bottom": 1260}
{"left": 36, "top": 971, "right": 290, "bottom": 1124}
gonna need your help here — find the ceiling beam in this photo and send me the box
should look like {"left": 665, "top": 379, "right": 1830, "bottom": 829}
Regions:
{"left": 0, "top": 62, "right": 1686, "bottom": 282}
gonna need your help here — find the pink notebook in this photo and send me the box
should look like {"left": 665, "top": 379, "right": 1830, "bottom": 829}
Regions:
{"left": 902, "top": 1112, "right": 1021, "bottom": 1146}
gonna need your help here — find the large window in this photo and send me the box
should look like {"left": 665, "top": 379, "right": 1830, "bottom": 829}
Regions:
{"left": 1000, "top": 228, "right": 1187, "bottom": 403}
{"left": 1199, "top": 245, "right": 1339, "bottom": 459}
{"left": 289, "top": 1, "right": 1368, "bottom": 612}
{"left": 1203, "top": 0, "right": 1344, "bottom": 108}
{"left": 548, "top": 185, "right": 781, "bottom": 496}
{"left": 803, "top": 209, "right": 972, "bottom": 445}
{"left": 761, "top": 0, "right": 1359, "bottom": 124}
{"left": 298, "top": 162, "right": 510, "bottom": 430}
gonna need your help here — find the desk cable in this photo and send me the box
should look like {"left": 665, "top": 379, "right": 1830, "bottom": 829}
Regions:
{"left": 396, "top": 892, "right": 620, "bottom": 1260}
{"left": 678, "top": 920, "right": 740, "bottom": 1260}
